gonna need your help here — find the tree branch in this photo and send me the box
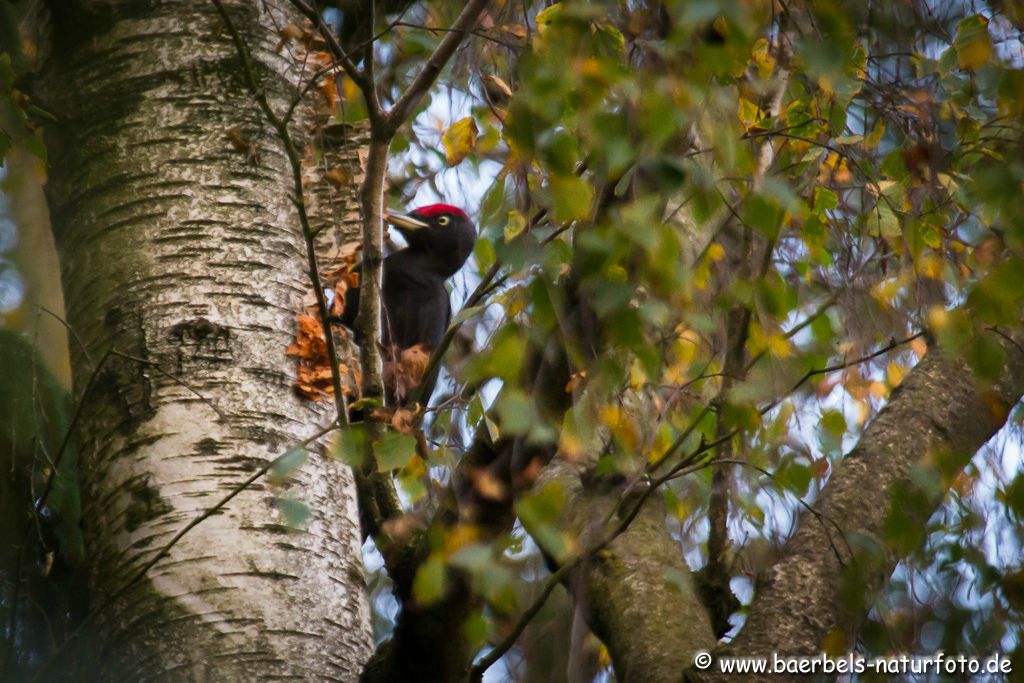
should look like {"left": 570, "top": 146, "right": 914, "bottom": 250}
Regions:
{"left": 383, "top": 0, "right": 493, "bottom": 134}
{"left": 211, "top": 0, "right": 406, "bottom": 559}
{"left": 687, "top": 327, "right": 1024, "bottom": 682}
{"left": 287, "top": 0, "right": 384, "bottom": 125}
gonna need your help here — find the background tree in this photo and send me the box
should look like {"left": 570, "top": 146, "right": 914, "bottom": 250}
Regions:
{"left": 2, "top": 0, "right": 1024, "bottom": 681}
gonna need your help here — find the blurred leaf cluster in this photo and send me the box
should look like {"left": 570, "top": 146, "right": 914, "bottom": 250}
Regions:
{"left": 344, "top": 0, "right": 1024, "bottom": 670}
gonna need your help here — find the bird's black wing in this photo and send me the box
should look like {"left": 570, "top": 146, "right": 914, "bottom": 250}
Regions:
{"left": 415, "top": 294, "right": 451, "bottom": 405}
{"left": 339, "top": 285, "right": 359, "bottom": 329}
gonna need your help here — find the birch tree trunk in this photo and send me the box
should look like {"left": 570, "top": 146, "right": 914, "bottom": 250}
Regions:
{"left": 38, "top": 1, "right": 372, "bottom": 678}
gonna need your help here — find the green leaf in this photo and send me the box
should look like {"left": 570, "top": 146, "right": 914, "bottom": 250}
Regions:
{"left": 22, "top": 133, "right": 46, "bottom": 162}
{"left": 515, "top": 482, "right": 569, "bottom": 560}
{"left": 549, "top": 175, "right": 593, "bottom": 222}
{"left": 478, "top": 173, "right": 511, "bottom": 230}
{"left": 413, "top": 555, "right": 448, "bottom": 606}
{"left": 451, "top": 305, "right": 486, "bottom": 327}
{"left": 495, "top": 388, "right": 538, "bottom": 436}
{"left": 276, "top": 497, "right": 311, "bottom": 530}
{"left": 813, "top": 187, "right": 839, "bottom": 216}
{"left": 467, "top": 393, "right": 485, "bottom": 426}
{"left": 832, "top": 134, "right": 863, "bottom": 146}
{"left": 504, "top": 209, "right": 528, "bottom": 242}
{"left": 743, "top": 193, "right": 783, "bottom": 238}
{"left": 464, "top": 325, "right": 525, "bottom": 384}
{"left": 463, "top": 612, "right": 490, "bottom": 649}
{"left": 474, "top": 236, "right": 496, "bottom": 272}
{"left": 397, "top": 460, "right": 427, "bottom": 503}
{"left": 269, "top": 448, "right": 308, "bottom": 483}
{"left": 967, "top": 334, "right": 1005, "bottom": 380}
{"left": 881, "top": 149, "right": 907, "bottom": 181}
{"left": 872, "top": 204, "right": 900, "bottom": 239}
{"left": 333, "top": 425, "right": 366, "bottom": 468}
{"left": 374, "top": 431, "right": 417, "bottom": 472}
{"left": 821, "top": 409, "right": 847, "bottom": 437}
{"left": 348, "top": 397, "right": 383, "bottom": 411}
{"left": 535, "top": 3, "right": 563, "bottom": 33}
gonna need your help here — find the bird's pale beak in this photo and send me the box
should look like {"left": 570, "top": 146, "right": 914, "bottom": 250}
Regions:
{"left": 386, "top": 210, "right": 429, "bottom": 231}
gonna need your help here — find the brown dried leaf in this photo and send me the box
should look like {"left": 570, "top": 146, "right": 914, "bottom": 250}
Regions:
{"left": 331, "top": 280, "right": 348, "bottom": 317}
{"left": 382, "top": 343, "right": 433, "bottom": 403}
{"left": 382, "top": 513, "right": 426, "bottom": 542}
{"left": 400, "top": 344, "right": 431, "bottom": 383}
{"left": 391, "top": 408, "right": 416, "bottom": 435}
{"left": 470, "top": 468, "right": 508, "bottom": 502}
{"left": 514, "top": 457, "right": 544, "bottom": 490}
{"left": 289, "top": 313, "right": 352, "bottom": 401}
{"left": 325, "top": 166, "right": 350, "bottom": 187}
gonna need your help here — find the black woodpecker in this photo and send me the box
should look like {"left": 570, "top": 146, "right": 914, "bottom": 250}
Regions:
{"left": 340, "top": 203, "right": 476, "bottom": 403}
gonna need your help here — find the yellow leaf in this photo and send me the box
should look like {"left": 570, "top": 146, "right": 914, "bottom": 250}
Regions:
{"left": 504, "top": 210, "right": 527, "bottom": 242}
{"left": 628, "top": 359, "right": 647, "bottom": 390}
{"left": 707, "top": 242, "right": 726, "bottom": 262}
{"left": 928, "top": 305, "right": 949, "bottom": 331}
{"left": 665, "top": 329, "right": 700, "bottom": 383}
{"left": 558, "top": 431, "right": 586, "bottom": 461}
{"left": 442, "top": 117, "right": 479, "bottom": 166}
{"left": 917, "top": 253, "right": 944, "bottom": 279}
{"left": 648, "top": 427, "right": 673, "bottom": 465}
{"left": 864, "top": 118, "right": 886, "bottom": 148}
{"left": 870, "top": 180, "right": 899, "bottom": 196}
{"left": 767, "top": 333, "right": 792, "bottom": 359}
{"left": 869, "top": 381, "right": 888, "bottom": 399}
{"left": 535, "top": 3, "right": 562, "bottom": 33}
{"left": 443, "top": 524, "right": 482, "bottom": 555}
{"left": 886, "top": 362, "right": 906, "bottom": 387}
{"left": 694, "top": 262, "right": 710, "bottom": 290}
{"left": 737, "top": 96, "right": 760, "bottom": 131}
{"left": 955, "top": 15, "right": 992, "bottom": 69}
{"left": 871, "top": 276, "right": 902, "bottom": 309}
{"left": 910, "top": 337, "right": 928, "bottom": 359}
{"left": 854, "top": 399, "right": 871, "bottom": 425}
{"left": 750, "top": 37, "right": 776, "bottom": 79}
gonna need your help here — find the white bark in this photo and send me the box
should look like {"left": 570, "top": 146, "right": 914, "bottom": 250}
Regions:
{"left": 39, "top": 1, "right": 372, "bottom": 679}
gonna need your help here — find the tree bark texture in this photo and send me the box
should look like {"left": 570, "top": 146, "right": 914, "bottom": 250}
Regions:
{"left": 39, "top": 1, "right": 372, "bottom": 679}
{"left": 541, "top": 460, "right": 717, "bottom": 683}
{"left": 688, "top": 331, "right": 1024, "bottom": 682}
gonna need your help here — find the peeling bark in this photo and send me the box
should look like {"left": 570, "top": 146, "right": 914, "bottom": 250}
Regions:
{"left": 39, "top": 1, "right": 372, "bottom": 679}
{"left": 688, "top": 331, "right": 1024, "bottom": 682}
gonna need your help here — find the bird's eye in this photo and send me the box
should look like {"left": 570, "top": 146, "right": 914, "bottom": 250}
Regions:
{"left": 437, "top": 216, "right": 451, "bottom": 226}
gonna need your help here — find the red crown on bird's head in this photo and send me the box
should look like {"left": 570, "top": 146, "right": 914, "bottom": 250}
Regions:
{"left": 411, "top": 204, "right": 470, "bottom": 220}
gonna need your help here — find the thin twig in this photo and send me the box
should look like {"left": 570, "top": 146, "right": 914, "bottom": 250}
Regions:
{"left": 36, "top": 304, "right": 94, "bottom": 369}
{"left": 286, "top": 0, "right": 495, "bottom": 586}
{"left": 408, "top": 211, "right": 567, "bottom": 409}
{"left": 709, "top": 458, "right": 854, "bottom": 565}
{"left": 760, "top": 332, "right": 925, "bottom": 415}
{"left": 31, "top": 422, "right": 339, "bottom": 683}
{"left": 384, "top": 0, "right": 494, "bottom": 135}
{"left": 34, "top": 348, "right": 114, "bottom": 513}
{"left": 211, "top": 0, "right": 349, "bottom": 425}
{"left": 287, "top": 0, "right": 383, "bottom": 124}
{"left": 475, "top": 332, "right": 928, "bottom": 674}
{"left": 392, "top": 21, "right": 523, "bottom": 49}
{"left": 109, "top": 350, "right": 226, "bottom": 420}
{"left": 468, "top": 434, "right": 729, "bottom": 681}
